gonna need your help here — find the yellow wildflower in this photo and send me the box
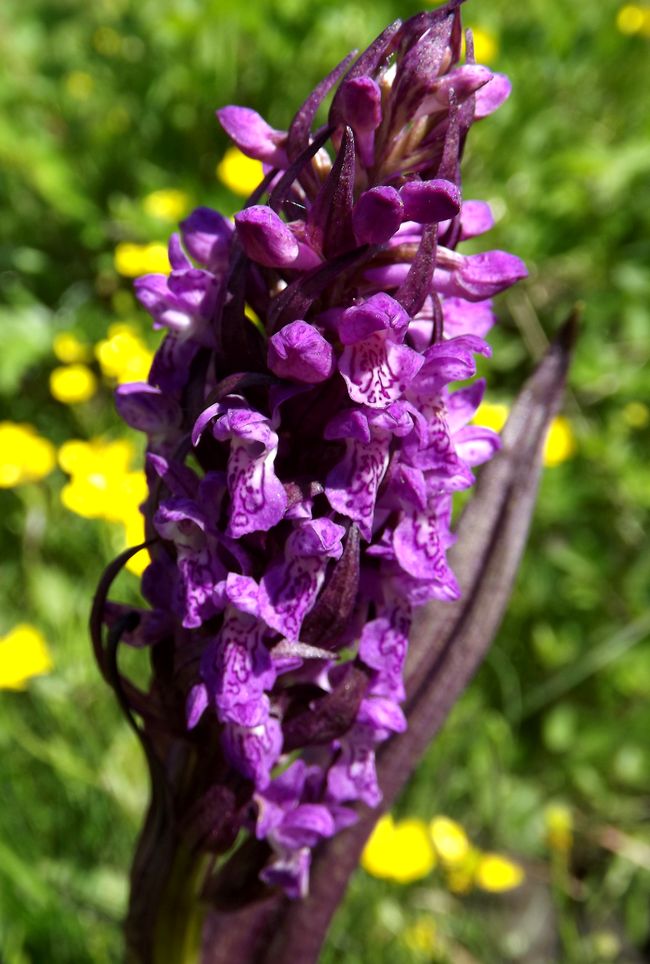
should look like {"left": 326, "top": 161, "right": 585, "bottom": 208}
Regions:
{"left": 473, "top": 400, "right": 509, "bottom": 434}
{"left": 121, "top": 507, "right": 150, "bottom": 576}
{"left": 464, "top": 26, "right": 499, "bottom": 64}
{"left": 50, "top": 364, "right": 98, "bottom": 405}
{"left": 429, "top": 815, "right": 471, "bottom": 865}
{"left": 474, "top": 853, "right": 524, "bottom": 892}
{"left": 0, "top": 422, "right": 56, "bottom": 488}
{"left": 616, "top": 4, "right": 646, "bottom": 34}
{"left": 114, "top": 242, "right": 170, "bottom": 278}
{"left": 622, "top": 401, "right": 649, "bottom": 428}
{"left": 402, "top": 917, "right": 437, "bottom": 955}
{"left": 217, "top": 146, "right": 264, "bottom": 197}
{"left": 0, "top": 624, "right": 53, "bottom": 690}
{"left": 362, "top": 814, "right": 436, "bottom": 884}
{"left": 543, "top": 416, "right": 575, "bottom": 467}
{"left": 143, "top": 189, "right": 191, "bottom": 222}
{"left": 58, "top": 438, "right": 146, "bottom": 522}
{"left": 544, "top": 803, "right": 573, "bottom": 854}
{"left": 53, "top": 332, "right": 92, "bottom": 364}
{"left": 95, "top": 323, "right": 154, "bottom": 383}
{"left": 59, "top": 438, "right": 150, "bottom": 577}
{"left": 475, "top": 403, "right": 575, "bottom": 467}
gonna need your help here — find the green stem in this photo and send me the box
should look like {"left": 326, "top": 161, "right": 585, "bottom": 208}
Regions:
{"left": 152, "top": 843, "right": 208, "bottom": 964}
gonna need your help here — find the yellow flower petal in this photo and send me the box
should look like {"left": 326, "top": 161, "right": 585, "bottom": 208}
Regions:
{"left": 122, "top": 511, "right": 151, "bottom": 576}
{"left": 543, "top": 416, "right": 575, "bottom": 467}
{"left": 361, "top": 815, "right": 396, "bottom": 879}
{"left": 616, "top": 4, "right": 645, "bottom": 34}
{"left": 114, "top": 242, "right": 170, "bottom": 278}
{"left": 95, "top": 324, "right": 153, "bottom": 383}
{"left": 0, "top": 423, "right": 56, "bottom": 488}
{"left": 0, "top": 624, "right": 53, "bottom": 690}
{"left": 53, "top": 332, "right": 92, "bottom": 364}
{"left": 58, "top": 438, "right": 145, "bottom": 521}
{"left": 429, "top": 815, "right": 471, "bottom": 865}
{"left": 544, "top": 803, "right": 573, "bottom": 854}
{"left": 143, "top": 189, "right": 191, "bottom": 222}
{"left": 50, "top": 365, "right": 98, "bottom": 405}
{"left": 58, "top": 438, "right": 134, "bottom": 475}
{"left": 362, "top": 815, "right": 436, "bottom": 883}
{"left": 217, "top": 146, "right": 264, "bottom": 197}
{"left": 474, "top": 853, "right": 524, "bottom": 892}
{"left": 464, "top": 26, "right": 499, "bottom": 64}
{"left": 473, "top": 401, "right": 509, "bottom": 434}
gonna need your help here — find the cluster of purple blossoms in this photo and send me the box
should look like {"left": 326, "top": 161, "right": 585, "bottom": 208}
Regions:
{"left": 107, "top": 1, "right": 526, "bottom": 899}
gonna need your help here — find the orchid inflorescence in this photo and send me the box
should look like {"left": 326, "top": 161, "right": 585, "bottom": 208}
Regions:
{"left": 100, "top": 0, "right": 527, "bottom": 901}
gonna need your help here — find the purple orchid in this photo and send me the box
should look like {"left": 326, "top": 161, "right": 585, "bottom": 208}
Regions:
{"left": 91, "top": 6, "right": 572, "bottom": 962}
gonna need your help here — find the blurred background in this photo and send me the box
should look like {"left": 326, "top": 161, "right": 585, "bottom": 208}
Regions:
{"left": 1, "top": 0, "right": 649, "bottom": 961}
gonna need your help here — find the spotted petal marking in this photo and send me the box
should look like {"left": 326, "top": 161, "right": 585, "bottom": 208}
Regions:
{"left": 325, "top": 435, "right": 390, "bottom": 540}
{"left": 326, "top": 724, "right": 381, "bottom": 807}
{"left": 203, "top": 610, "right": 275, "bottom": 727}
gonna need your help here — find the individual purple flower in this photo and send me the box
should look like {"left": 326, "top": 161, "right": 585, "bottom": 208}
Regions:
{"left": 193, "top": 397, "right": 287, "bottom": 538}
{"left": 475, "top": 72, "right": 512, "bottom": 119}
{"left": 201, "top": 608, "right": 276, "bottom": 727}
{"left": 235, "top": 207, "right": 301, "bottom": 268}
{"left": 134, "top": 235, "right": 219, "bottom": 339}
{"left": 459, "top": 200, "right": 495, "bottom": 240}
{"left": 114, "top": 382, "right": 183, "bottom": 451}
{"left": 216, "top": 105, "right": 289, "bottom": 167}
{"left": 434, "top": 249, "right": 528, "bottom": 301}
{"left": 152, "top": 497, "right": 228, "bottom": 628}
{"left": 325, "top": 723, "right": 383, "bottom": 808}
{"left": 352, "top": 187, "right": 404, "bottom": 245}
{"left": 180, "top": 206, "right": 234, "bottom": 273}
{"left": 254, "top": 760, "right": 341, "bottom": 898}
{"left": 259, "top": 519, "right": 345, "bottom": 641}
{"left": 325, "top": 403, "right": 415, "bottom": 540}
{"left": 337, "top": 293, "right": 424, "bottom": 409}
{"left": 221, "top": 715, "right": 283, "bottom": 790}
{"left": 358, "top": 601, "right": 411, "bottom": 703}
{"left": 399, "top": 179, "right": 461, "bottom": 224}
{"left": 268, "top": 321, "right": 335, "bottom": 384}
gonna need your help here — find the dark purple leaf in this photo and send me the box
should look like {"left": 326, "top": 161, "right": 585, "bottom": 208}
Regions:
{"left": 269, "top": 126, "right": 333, "bottom": 215}
{"left": 267, "top": 244, "right": 375, "bottom": 333}
{"left": 287, "top": 53, "right": 356, "bottom": 162}
{"left": 307, "top": 127, "right": 356, "bottom": 258}
{"left": 282, "top": 664, "right": 369, "bottom": 751}
{"left": 300, "top": 526, "right": 361, "bottom": 648}
{"left": 328, "top": 20, "right": 402, "bottom": 129}
{"left": 395, "top": 224, "right": 437, "bottom": 317}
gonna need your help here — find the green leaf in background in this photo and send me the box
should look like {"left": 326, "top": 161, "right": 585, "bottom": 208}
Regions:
{"left": 0, "top": 305, "right": 52, "bottom": 396}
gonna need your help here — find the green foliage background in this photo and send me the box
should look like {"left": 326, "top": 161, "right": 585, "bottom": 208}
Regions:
{"left": 0, "top": 0, "right": 649, "bottom": 961}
